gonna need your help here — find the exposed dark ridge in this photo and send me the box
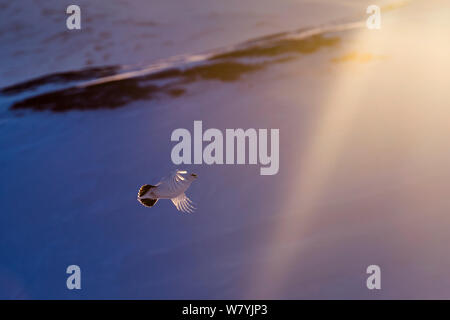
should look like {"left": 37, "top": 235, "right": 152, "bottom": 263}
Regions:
{"left": 8, "top": 35, "right": 340, "bottom": 113}
{"left": 167, "top": 88, "right": 186, "bottom": 97}
{"left": 181, "top": 61, "right": 263, "bottom": 82}
{"left": 142, "top": 61, "right": 262, "bottom": 82}
{"left": 144, "top": 68, "right": 184, "bottom": 81}
{"left": 1, "top": 66, "right": 120, "bottom": 95}
{"left": 11, "top": 79, "right": 161, "bottom": 112}
{"left": 10, "top": 61, "right": 262, "bottom": 112}
{"left": 210, "top": 35, "right": 340, "bottom": 60}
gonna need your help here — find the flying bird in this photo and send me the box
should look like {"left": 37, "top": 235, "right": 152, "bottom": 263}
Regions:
{"left": 137, "top": 170, "right": 198, "bottom": 213}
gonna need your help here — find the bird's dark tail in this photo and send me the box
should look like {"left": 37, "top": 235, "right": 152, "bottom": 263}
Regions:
{"left": 138, "top": 184, "right": 158, "bottom": 208}
{"left": 138, "top": 184, "right": 156, "bottom": 197}
{"left": 138, "top": 198, "right": 158, "bottom": 208}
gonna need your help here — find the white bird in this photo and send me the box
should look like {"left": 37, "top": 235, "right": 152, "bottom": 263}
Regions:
{"left": 137, "top": 169, "right": 198, "bottom": 213}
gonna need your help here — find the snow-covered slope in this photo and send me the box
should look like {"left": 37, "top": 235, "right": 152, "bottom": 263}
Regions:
{"left": 2, "top": 0, "right": 450, "bottom": 299}
{"left": 0, "top": 0, "right": 393, "bottom": 88}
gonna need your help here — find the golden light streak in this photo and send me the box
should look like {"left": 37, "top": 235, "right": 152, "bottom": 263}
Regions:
{"left": 248, "top": 0, "right": 450, "bottom": 297}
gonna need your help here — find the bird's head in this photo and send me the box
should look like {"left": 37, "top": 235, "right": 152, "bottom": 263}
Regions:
{"left": 189, "top": 173, "right": 198, "bottom": 180}
{"left": 176, "top": 170, "right": 198, "bottom": 181}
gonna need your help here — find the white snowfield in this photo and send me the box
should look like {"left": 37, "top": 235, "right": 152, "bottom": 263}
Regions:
{"left": 1, "top": 0, "right": 450, "bottom": 299}
{"left": 0, "top": 0, "right": 394, "bottom": 89}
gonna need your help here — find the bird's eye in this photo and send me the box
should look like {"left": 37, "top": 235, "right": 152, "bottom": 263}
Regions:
{"left": 191, "top": 173, "right": 197, "bottom": 177}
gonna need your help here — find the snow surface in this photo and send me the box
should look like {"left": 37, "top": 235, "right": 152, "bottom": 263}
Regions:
{"left": 0, "top": 0, "right": 392, "bottom": 88}
{"left": 2, "top": 0, "right": 450, "bottom": 299}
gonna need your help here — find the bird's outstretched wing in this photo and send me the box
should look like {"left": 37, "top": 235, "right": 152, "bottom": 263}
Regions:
{"left": 171, "top": 193, "right": 195, "bottom": 213}
{"left": 166, "top": 169, "right": 188, "bottom": 193}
